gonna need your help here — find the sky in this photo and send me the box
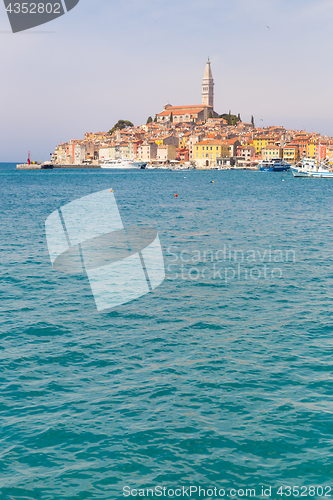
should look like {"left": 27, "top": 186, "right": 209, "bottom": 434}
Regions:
{"left": 1, "top": 0, "right": 333, "bottom": 161}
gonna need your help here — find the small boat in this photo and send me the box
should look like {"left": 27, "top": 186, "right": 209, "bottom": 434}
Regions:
{"left": 258, "top": 159, "right": 291, "bottom": 172}
{"left": 291, "top": 158, "right": 333, "bottom": 178}
{"left": 41, "top": 162, "right": 54, "bottom": 170}
{"left": 100, "top": 159, "right": 141, "bottom": 169}
{"left": 129, "top": 161, "right": 147, "bottom": 169}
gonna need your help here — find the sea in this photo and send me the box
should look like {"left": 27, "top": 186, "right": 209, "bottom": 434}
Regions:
{"left": 1, "top": 162, "right": 333, "bottom": 500}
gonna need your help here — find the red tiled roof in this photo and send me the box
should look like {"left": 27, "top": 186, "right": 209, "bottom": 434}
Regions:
{"left": 196, "top": 140, "right": 226, "bottom": 146}
{"left": 157, "top": 105, "right": 211, "bottom": 117}
{"left": 164, "top": 105, "right": 212, "bottom": 110}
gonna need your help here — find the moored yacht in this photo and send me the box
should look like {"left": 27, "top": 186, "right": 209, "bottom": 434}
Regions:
{"left": 100, "top": 159, "right": 141, "bottom": 169}
{"left": 258, "top": 159, "right": 291, "bottom": 172}
{"left": 291, "top": 158, "right": 333, "bottom": 178}
{"left": 129, "top": 161, "right": 147, "bottom": 169}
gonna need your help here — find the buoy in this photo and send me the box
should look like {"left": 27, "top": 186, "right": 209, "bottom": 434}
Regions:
{"left": 175, "top": 193, "right": 178, "bottom": 197}
{"left": 110, "top": 189, "right": 114, "bottom": 192}
{"left": 210, "top": 180, "right": 214, "bottom": 183}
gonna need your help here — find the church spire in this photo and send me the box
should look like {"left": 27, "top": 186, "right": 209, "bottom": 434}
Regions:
{"left": 202, "top": 59, "right": 214, "bottom": 108}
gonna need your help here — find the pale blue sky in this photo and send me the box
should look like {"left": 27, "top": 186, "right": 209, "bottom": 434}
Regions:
{"left": 1, "top": 0, "right": 333, "bottom": 161}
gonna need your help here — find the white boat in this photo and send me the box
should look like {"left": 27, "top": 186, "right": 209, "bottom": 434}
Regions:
{"left": 100, "top": 159, "right": 141, "bottom": 169}
{"left": 291, "top": 157, "right": 333, "bottom": 178}
{"left": 130, "top": 161, "right": 147, "bottom": 169}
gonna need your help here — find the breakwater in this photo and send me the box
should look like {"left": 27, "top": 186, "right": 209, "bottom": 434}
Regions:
{"left": 16, "top": 164, "right": 101, "bottom": 170}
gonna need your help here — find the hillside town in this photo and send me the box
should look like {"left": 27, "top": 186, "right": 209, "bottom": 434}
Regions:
{"left": 51, "top": 61, "right": 333, "bottom": 169}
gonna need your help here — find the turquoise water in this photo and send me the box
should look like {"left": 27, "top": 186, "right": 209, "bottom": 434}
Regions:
{"left": 1, "top": 163, "right": 333, "bottom": 499}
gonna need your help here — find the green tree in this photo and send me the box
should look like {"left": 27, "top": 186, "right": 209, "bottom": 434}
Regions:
{"left": 170, "top": 112, "right": 173, "bottom": 122}
{"left": 219, "top": 112, "right": 241, "bottom": 126}
{"left": 146, "top": 116, "right": 153, "bottom": 124}
{"left": 108, "top": 120, "right": 134, "bottom": 135}
{"left": 154, "top": 115, "right": 157, "bottom": 123}
{"left": 251, "top": 115, "right": 255, "bottom": 127}
{"left": 209, "top": 111, "right": 213, "bottom": 118}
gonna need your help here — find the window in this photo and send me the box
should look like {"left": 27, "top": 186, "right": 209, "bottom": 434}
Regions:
{"left": 210, "top": 147, "right": 212, "bottom": 150}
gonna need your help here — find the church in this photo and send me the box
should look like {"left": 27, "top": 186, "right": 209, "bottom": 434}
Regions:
{"left": 156, "top": 60, "right": 218, "bottom": 124}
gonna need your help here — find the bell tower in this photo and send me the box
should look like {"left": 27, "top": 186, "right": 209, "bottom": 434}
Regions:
{"left": 202, "top": 58, "right": 214, "bottom": 108}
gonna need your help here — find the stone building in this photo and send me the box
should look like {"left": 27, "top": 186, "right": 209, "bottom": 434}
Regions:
{"left": 156, "top": 60, "right": 218, "bottom": 124}
{"left": 202, "top": 58, "right": 214, "bottom": 107}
